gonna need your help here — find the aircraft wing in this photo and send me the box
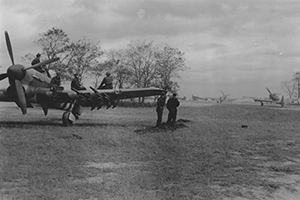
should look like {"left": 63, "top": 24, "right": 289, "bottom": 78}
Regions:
{"left": 208, "top": 97, "right": 218, "bottom": 101}
{"left": 71, "top": 87, "right": 164, "bottom": 99}
{"left": 253, "top": 98, "right": 274, "bottom": 103}
{"left": 60, "top": 87, "right": 165, "bottom": 108}
{"left": 0, "top": 86, "right": 165, "bottom": 111}
{"left": 0, "top": 87, "right": 165, "bottom": 103}
{"left": 108, "top": 87, "right": 164, "bottom": 99}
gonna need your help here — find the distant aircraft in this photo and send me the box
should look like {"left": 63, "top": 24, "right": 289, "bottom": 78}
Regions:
{"left": 177, "top": 96, "right": 186, "bottom": 101}
{"left": 252, "top": 88, "right": 284, "bottom": 107}
{"left": 192, "top": 91, "right": 231, "bottom": 104}
{"left": 0, "top": 31, "right": 165, "bottom": 126}
{"left": 192, "top": 95, "right": 208, "bottom": 101}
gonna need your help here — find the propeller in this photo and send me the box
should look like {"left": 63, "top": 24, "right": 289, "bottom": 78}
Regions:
{"left": 3, "top": 31, "right": 26, "bottom": 114}
{"left": 5, "top": 31, "right": 14, "bottom": 65}
{"left": 0, "top": 58, "right": 60, "bottom": 81}
{"left": 14, "top": 80, "right": 27, "bottom": 114}
{"left": 0, "top": 31, "right": 14, "bottom": 81}
{"left": 0, "top": 73, "right": 8, "bottom": 81}
{"left": 3, "top": 31, "right": 59, "bottom": 114}
{"left": 5, "top": 30, "right": 27, "bottom": 114}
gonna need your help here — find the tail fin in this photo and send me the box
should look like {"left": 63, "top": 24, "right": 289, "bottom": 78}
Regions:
{"left": 266, "top": 87, "right": 272, "bottom": 95}
{"left": 280, "top": 96, "right": 285, "bottom": 107}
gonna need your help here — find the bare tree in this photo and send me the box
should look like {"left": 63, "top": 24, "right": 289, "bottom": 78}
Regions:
{"left": 107, "top": 41, "right": 186, "bottom": 94}
{"left": 114, "top": 63, "right": 132, "bottom": 89}
{"left": 293, "top": 72, "right": 300, "bottom": 99}
{"left": 36, "top": 27, "right": 71, "bottom": 75}
{"left": 106, "top": 50, "right": 132, "bottom": 89}
{"left": 120, "top": 41, "right": 158, "bottom": 102}
{"left": 65, "top": 39, "right": 103, "bottom": 81}
{"left": 281, "top": 80, "right": 297, "bottom": 100}
{"left": 124, "top": 41, "right": 158, "bottom": 88}
{"left": 155, "top": 44, "right": 186, "bottom": 92}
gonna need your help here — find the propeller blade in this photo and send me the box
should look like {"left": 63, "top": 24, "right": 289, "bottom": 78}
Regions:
{"left": 14, "top": 80, "right": 27, "bottom": 114}
{"left": 25, "top": 57, "right": 59, "bottom": 71}
{"left": 0, "top": 73, "right": 8, "bottom": 81}
{"left": 5, "top": 31, "right": 14, "bottom": 65}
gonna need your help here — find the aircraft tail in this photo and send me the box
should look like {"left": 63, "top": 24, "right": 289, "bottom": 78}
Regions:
{"left": 280, "top": 96, "right": 285, "bottom": 107}
{"left": 266, "top": 87, "right": 272, "bottom": 95}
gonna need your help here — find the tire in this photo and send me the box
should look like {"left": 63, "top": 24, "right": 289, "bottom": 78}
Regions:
{"left": 62, "top": 111, "right": 73, "bottom": 126}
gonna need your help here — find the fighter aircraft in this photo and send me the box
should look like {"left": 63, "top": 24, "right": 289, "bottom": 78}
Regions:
{"left": 0, "top": 31, "right": 165, "bottom": 126}
{"left": 192, "top": 91, "right": 231, "bottom": 104}
{"left": 252, "top": 88, "right": 284, "bottom": 107}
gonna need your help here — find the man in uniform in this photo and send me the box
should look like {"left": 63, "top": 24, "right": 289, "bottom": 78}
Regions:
{"left": 50, "top": 72, "right": 61, "bottom": 88}
{"left": 31, "top": 53, "right": 51, "bottom": 77}
{"left": 166, "top": 93, "right": 180, "bottom": 126}
{"left": 31, "top": 53, "right": 41, "bottom": 65}
{"left": 156, "top": 93, "right": 166, "bottom": 127}
{"left": 98, "top": 72, "right": 113, "bottom": 89}
{"left": 31, "top": 53, "right": 44, "bottom": 73}
{"left": 71, "top": 73, "right": 86, "bottom": 91}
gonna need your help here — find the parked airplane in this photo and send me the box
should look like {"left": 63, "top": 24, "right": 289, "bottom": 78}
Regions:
{"left": 0, "top": 31, "right": 165, "bottom": 126}
{"left": 192, "top": 91, "right": 231, "bottom": 104}
{"left": 252, "top": 88, "right": 284, "bottom": 107}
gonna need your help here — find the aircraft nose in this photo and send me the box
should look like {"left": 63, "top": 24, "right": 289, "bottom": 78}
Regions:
{"left": 7, "top": 64, "right": 25, "bottom": 81}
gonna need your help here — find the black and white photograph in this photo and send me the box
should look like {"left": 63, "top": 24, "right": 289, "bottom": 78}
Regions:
{"left": 1, "top": 0, "right": 300, "bottom": 199}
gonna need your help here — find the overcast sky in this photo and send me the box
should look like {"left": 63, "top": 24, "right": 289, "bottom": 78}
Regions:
{"left": 1, "top": 0, "right": 300, "bottom": 98}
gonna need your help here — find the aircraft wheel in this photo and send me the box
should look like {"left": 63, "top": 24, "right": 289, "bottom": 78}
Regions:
{"left": 62, "top": 111, "right": 74, "bottom": 126}
{"left": 260, "top": 102, "right": 264, "bottom": 106}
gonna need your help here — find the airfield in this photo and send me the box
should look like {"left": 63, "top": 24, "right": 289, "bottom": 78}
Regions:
{"left": 1, "top": 101, "right": 300, "bottom": 200}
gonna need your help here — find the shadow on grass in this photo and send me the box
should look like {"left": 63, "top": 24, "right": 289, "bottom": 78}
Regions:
{"left": 134, "top": 118, "right": 191, "bottom": 134}
{"left": 0, "top": 120, "right": 132, "bottom": 128}
{"left": 0, "top": 120, "right": 62, "bottom": 127}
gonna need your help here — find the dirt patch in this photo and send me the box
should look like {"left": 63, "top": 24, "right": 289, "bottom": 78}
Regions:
{"left": 134, "top": 118, "right": 191, "bottom": 134}
{"left": 86, "top": 161, "right": 144, "bottom": 169}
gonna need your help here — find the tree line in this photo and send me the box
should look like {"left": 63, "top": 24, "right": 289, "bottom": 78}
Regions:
{"left": 282, "top": 72, "right": 300, "bottom": 103}
{"left": 23, "top": 27, "right": 186, "bottom": 93}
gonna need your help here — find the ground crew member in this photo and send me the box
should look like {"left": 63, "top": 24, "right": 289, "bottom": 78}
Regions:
{"left": 156, "top": 93, "right": 166, "bottom": 127}
{"left": 50, "top": 72, "right": 61, "bottom": 88}
{"left": 98, "top": 72, "right": 113, "bottom": 89}
{"left": 31, "top": 53, "right": 51, "bottom": 77}
{"left": 31, "top": 53, "right": 44, "bottom": 73}
{"left": 166, "top": 93, "right": 180, "bottom": 126}
{"left": 71, "top": 73, "right": 86, "bottom": 91}
{"left": 31, "top": 53, "right": 41, "bottom": 65}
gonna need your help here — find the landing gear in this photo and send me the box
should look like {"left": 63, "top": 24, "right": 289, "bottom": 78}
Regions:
{"left": 62, "top": 100, "right": 81, "bottom": 126}
{"left": 62, "top": 111, "right": 75, "bottom": 126}
{"left": 260, "top": 102, "right": 264, "bottom": 106}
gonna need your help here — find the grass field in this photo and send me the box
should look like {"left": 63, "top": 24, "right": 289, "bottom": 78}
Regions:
{"left": 1, "top": 103, "right": 300, "bottom": 200}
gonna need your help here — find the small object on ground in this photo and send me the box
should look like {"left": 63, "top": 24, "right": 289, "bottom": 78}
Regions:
{"left": 177, "top": 119, "right": 191, "bottom": 123}
{"left": 241, "top": 124, "right": 248, "bottom": 128}
{"left": 72, "top": 134, "right": 83, "bottom": 139}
